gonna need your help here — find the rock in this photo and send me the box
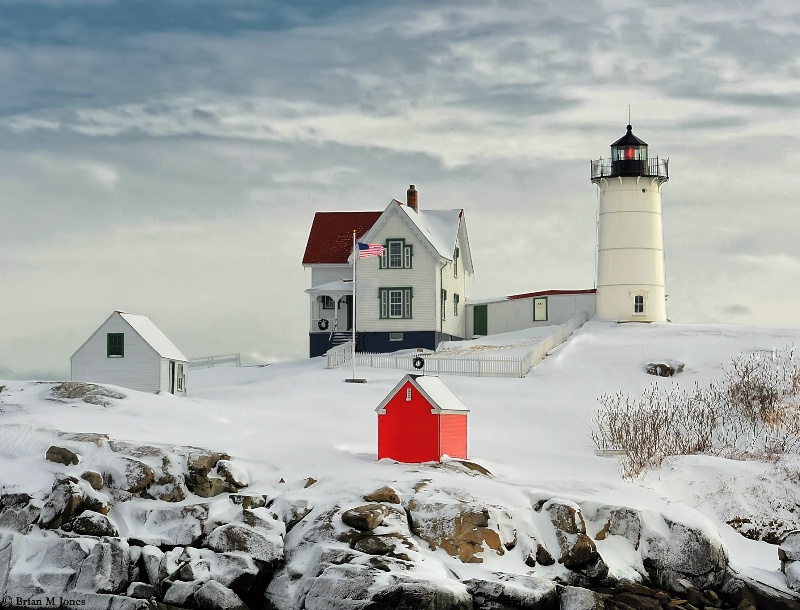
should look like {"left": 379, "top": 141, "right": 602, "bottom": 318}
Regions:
{"left": 242, "top": 507, "right": 287, "bottom": 538}
{"left": 560, "top": 586, "right": 605, "bottom": 610}
{"left": 205, "top": 523, "right": 283, "bottom": 565}
{"left": 547, "top": 500, "right": 586, "bottom": 535}
{"left": 352, "top": 534, "right": 411, "bottom": 558}
{"left": 195, "top": 580, "right": 249, "bottom": 610}
{"left": 0, "top": 494, "right": 40, "bottom": 533}
{"left": 130, "top": 504, "right": 209, "bottom": 546}
{"left": 364, "top": 486, "right": 401, "bottom": 504}
{"left": 1, "top": 533, "right": 94, "bottom": 598}
{"left": 187, "top": 449, "right": 231, "bottom": 488}
{"left": 46, "top": 445, "right": 80, "bottom": 466}
{"left": 163, "top": 579, "right": 204, "bottom": 606}
{"left": 71, "top": 510, "right": 119, "bottom": 537}
{"left": 408, "top": 498, "right": 504, "bottom": 563}
{"left": 104, "top": 457, "right": 155, "bottom": 494}
{"left": 217, "top": 460, "right": 249, "bottom": 488}
{"left": 605, "top": 508, "right": 642, "bottom": 549}
{"left": 786, "top": 562, "right": 800, "bottom": 592}
{"left": 342, "top": 503, "right": 388, "bottom": 531}
{"left": 536, "top": 543, "right": 555, "bottom": 566}
{"left": 270, "top": 496, "right": 313, "bottom": 531}
{"left": 612, "top": 592, "right": 662, "bottom": 610}
{"left": 51, "top": 382, "right": 125, "bottom": 405}
{"left": 781, "top": 531, "right": 800, "bottom": 563}
{"left": 127, "top": 582, "right": 156, "bottom": 599}
{"left": 304, "top": 477, "right": 318, "bottom": 488}
{"left": 466, "top": 573, "right": 558, "bottom": 609}
{"left": 74, "top": 538, "right": 130, "bottom": 594}
{"left": 194, "top": 476, "right": 239, "bottom": 498}
{"left": 39, "top": 477, "right": 84, "bottom": 529}
{"left": 230, "top": 494, "right": 267, "bottom": 509}
{"left": 644, "top": 362, "right": 684, "bottom": 377}
{"left": 640, "top": 514, "right": 728, "bottom": 591}
{"left": 80, "top": 470, "right": 104, "bottom": 490}
{"left": 302, "top": 563, "right": 472, "bottom": 610}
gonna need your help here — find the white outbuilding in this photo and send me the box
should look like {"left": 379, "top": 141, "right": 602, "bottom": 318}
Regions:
{"left": 70, "top": 311, "right": 189, "bottom": 396}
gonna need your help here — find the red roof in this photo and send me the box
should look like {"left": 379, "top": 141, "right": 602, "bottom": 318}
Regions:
{"left": 507, "top": 288, "right": 596, "bottom": 300}
{"left": 302, "top": 211, "right": 383, "bottom": 265}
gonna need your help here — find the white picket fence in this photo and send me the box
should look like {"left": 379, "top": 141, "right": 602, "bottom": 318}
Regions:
{"left": 326, "top": 312, "right": 588, "bottom": 378}
{"left": 188, "top": 353, "right": 242, "bottom": 369}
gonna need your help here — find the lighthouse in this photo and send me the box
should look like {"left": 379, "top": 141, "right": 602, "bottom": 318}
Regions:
{"left": 591, "top": 125, "right": 669, "bottom": 322}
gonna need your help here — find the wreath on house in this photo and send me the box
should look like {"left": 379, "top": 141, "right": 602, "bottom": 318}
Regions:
{"left": 412, "top": 356, "right": 425, "bottom": 370}
{"left": 318, "top": 319, "right": 329, "bottom": 331}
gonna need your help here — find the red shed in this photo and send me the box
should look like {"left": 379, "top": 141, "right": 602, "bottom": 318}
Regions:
{"left": 375, "top": 374, "right": 469, "bottom": 463}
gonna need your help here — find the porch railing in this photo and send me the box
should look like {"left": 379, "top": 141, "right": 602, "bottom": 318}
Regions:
{"left": 189, "top": 353, "right": 241, "bottom": 369}
{"left": 326, "top": 312, "right": 588, "bottom": 378}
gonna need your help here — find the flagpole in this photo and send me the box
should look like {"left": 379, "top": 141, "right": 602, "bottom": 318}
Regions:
{"left": 352, "top": 230, "right": 357, "bottom": 381}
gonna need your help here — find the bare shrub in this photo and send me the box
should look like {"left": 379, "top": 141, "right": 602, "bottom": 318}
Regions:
{"left": 592, "top": 346, "right": 800, "bottom": 478}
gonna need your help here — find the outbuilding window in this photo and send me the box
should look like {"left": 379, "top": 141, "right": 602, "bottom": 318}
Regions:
{"left": 107, "top": 333, "right": 124, "bottom": 358}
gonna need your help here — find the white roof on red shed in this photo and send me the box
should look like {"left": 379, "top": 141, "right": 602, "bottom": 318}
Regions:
{"left": 375, "top": 374, "right": 469, "bottom": 414}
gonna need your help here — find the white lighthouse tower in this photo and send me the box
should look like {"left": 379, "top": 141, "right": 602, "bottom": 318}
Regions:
{"left": 591, "top": 125, "right": 669, "bottom": 322}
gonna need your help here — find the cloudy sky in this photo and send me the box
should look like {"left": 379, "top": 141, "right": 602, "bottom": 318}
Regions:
{"left": 2, "top": 0, "right": 799, "bottom": 380}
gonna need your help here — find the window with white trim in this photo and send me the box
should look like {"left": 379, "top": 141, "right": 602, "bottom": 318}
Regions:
{"left": 380, "top": 239, "right": 413, "bottom": 269}
{"left": 320, "top": 296, "right": 335, "bottom": 309}
{"left": 633, "top": 294, "right": 645, "bottom": 314}
{"left": 379, "top": 288, "right": 413, "bottom": 318}
{"left": 176, "top": 364, "right": 184, "bottom": 391}
{"left": 406, "top": 388, "right": 412, "bottom": 401}
{"left": 389, "top": 332, "right": 404, "bottom": 341}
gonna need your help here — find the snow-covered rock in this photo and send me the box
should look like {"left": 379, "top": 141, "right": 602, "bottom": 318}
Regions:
{"left": 74, "top": 538, "right": 130, "bottom": 594}
{"left": 465, "top": 573, "right": 558, "bottom": 609}
{"left": 205, "top": 523, "right": 284, "bottom": 565}
{"left": 195, "top": 579, "right": 249, "bottom": 610}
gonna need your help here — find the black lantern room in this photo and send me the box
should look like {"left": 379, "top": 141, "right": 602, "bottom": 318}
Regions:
{"left": 591, "top": 124, "right": 668, "bottom": 184}
{"left": 611, "top": 125, "right": 647, "bottom": 176}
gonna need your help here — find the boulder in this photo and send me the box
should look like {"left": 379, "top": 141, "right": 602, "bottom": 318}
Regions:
{"left": 595, "top": 507, "right": 642, "bottom": 549}
{"left": 104, "top": 457, "right": 155, "bottom": 494}
{"left": 341, "top": 503, "right": 388, "bottom": 531}
{"left": 186, "top": 449, "right": 231, "bottom": 496}
{"left": 640, "top": 514, "right": 728, "bottom": 590}
{"left": 71, "top": 510, "right": 119, "bottom": 537}
{"left": 0, "top": 494, "right": 40, "bottom": 533}
{"left": 74, "top": 538, "right": 130, "bottom": 594}
{"left": 205, "top": 523, "right": 283, "bottom": 565}
{"left": 230, "top": 494, "right": 267, "bottom": 510}
{"left": 408, "top": 498, "right": 504, "bottom": 563}
{"left": 217, "top": 460, "right": 249, "bottom": 488}
{"left": 39, "top": 476, "right": 84, "bottom": 529}
{"left": 786, "top": 562, "right": 800, "bottom": 592}
{"left": 127, "top": 582, "right": 156, "bottom": 599}
{"left": 269, "top": 496, "right": 313, "bottom": 531}
{"left": 46, "top": 445, "right": 80, "bottom": 466}
{"left": 81, "top": 470, "right": 104, "bottom": 491}
{"left": 194, "top": 579, "right": 249, "bottom": 610}
{"left": 364, "top": 486, "right": 401, "bottom": 504}
{"left": 130, "top": 503, "right": 209, "bottom": 546}
{"left": 546, "top": 500, "right": 608, "bottom": 579}
{"left": 644, "top": 362, "right": 684, "bottom": 377}
{"left": 780, "top": 530, "right": 800, "bottom": 563}
{"left": 140, "top": 545, "right": 165, "bottom": 591}
{"left": 163, "top": 579, "right": 204, "bottom": 606}
{"left": 560, "top": 586, "right": 605, "bottom": 610}
{"left": 51, "top": 382, "right": 125, "bottom": 405}
{"left": 466, "top": 573, "right": 558, "bottom": 610}
{"left": 242, "top": 507, "right": 287, "bottom": 538}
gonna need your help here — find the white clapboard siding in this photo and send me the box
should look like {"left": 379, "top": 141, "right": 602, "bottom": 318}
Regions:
{"left": 355, "top": 213, "right": 438, "bottom": 332}
{"left": 71, "top": 314, "right": 163, "bottom": 393}
{"left": 439, "top": 235, "right": 467, "bottom": 338}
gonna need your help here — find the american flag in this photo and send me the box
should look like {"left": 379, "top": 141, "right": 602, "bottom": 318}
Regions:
{"left": 358, "top": 242, "right": 385, "bottom": 258}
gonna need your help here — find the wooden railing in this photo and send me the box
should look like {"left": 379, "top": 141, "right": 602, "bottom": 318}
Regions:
{"left": 326, "top": 312, "right": 589, "bottom": 378}
{"left": 188, "top": 353, "right": 241, "bottom": 369}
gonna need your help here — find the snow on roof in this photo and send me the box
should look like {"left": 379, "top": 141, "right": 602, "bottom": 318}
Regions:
{"left": 119, "top": 312, "right": 188, "bottom": 362}
{"left": 305, "top": 279, "right": 353, "bottom": 295}
{"left": 413, "top": 375, "right": 469, "bottom": 413}
{"left": 397, "top": 203, "right": 463, "bottom": 262}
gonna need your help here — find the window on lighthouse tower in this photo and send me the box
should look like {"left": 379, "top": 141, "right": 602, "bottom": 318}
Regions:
{"left": 633, "top": 295, "right": 645, "bottom": 314}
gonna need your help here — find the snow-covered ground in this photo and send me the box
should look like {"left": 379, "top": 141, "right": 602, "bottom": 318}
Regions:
{"left": 2, "top": 320, "right": 800, "bottom": 584}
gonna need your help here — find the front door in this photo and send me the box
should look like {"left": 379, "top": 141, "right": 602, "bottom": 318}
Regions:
{"left": 169, "top": 361, "right": 175, "bottom": 394}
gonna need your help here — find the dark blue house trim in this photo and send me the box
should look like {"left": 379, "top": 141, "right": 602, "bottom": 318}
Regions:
{"left": 309, "top": 331, "right": 463, "bottom": 358}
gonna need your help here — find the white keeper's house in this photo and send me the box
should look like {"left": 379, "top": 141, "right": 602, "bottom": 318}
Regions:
{"left": 302, "top": 185, "right": 473, "bottom": 357}
{"left": 71, "top": 311, "right": 189, "bottom": 396}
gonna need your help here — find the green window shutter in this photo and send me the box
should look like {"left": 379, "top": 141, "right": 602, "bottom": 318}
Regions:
{"left": 380, "top": 289, "right": 388, "bottom": 318}
{"left": 380, "top": 245, "right": 388, "bottom": 269}
{"left": 404, "top": 289, "right": 412, "bottom": 318}
{"left": 404, "top": 245, "right": 412, "bottom": 268}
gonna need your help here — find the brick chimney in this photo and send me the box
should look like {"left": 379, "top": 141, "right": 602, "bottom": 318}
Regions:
{"left": 406, "top": 184, "right": 418, "bottom": 212}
